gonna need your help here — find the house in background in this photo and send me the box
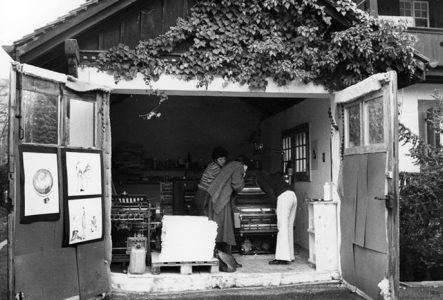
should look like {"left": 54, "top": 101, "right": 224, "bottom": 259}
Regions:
{"left": 1, "top": 0, "right": 439, "bottom": 299}
{"left": 356, "top": 0, "right": 443, "bottom": 171}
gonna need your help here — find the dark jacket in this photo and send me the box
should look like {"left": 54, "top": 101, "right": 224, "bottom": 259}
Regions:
{"left": 256, "top": 172, "right": 293, "bottom": 204}
{"left": 207, "top": 161, "right": 245, "bottom": 214}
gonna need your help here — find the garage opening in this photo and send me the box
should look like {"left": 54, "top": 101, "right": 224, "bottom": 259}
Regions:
{"left": 109, "top": 93, "right": 340, "bottom": 292}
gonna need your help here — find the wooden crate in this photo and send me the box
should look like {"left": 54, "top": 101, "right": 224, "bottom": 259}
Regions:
{"left": 150, "top": 252, "right": 219, "bottom": 275}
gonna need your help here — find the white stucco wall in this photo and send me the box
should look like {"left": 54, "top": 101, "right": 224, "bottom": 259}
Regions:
{"left": 398, "top": 83, "right": 443, "bottom": 172}
{"left": 261, "top": 98, "right": 332, "bottom": 250}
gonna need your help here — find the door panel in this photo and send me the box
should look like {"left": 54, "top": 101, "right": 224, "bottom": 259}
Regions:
{"left": 10, "top": 66, "right": 111, "bottom": 300}
{"left": 353, "top": 245, "right": 388, "bottom": 297}
{"left": 14, "top": 248, "right": 79, "bottom": 300}
{"left": 336, "top": 71, "right": 398, "bottom": 299}
{"left": 354, "top": 154, "right": 368, "bottom": 247}
{"left": 77, "top": 241, "right": 109, "bottom": 298}
{"left": 365, "top": 153, "right": 388, "bottom": 253}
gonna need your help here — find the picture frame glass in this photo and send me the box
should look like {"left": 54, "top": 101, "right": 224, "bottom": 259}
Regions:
{"left": 23, "top": 151, "right": 59, "bottom": 217}
{"left": 67, "top": 197, "right": 103, "bottom": 245}
{"left": 65, "top": 151, "right": 102, "bottom": 197}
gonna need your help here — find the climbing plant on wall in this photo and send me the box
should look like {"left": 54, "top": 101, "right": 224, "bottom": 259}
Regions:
{"left": 94, "top": 0, "right": 418, "bottom": 117}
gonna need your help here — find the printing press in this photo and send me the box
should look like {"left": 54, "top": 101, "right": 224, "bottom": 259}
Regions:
{"left": 111, "top": 194, "right": 162, "bottom": 265}
{"left": 234, "top": 176, "right": 277, "bottom": 254}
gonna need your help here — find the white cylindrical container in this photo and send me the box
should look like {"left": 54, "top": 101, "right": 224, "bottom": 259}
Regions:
{"left": 128, "top": 245, "right": 146, "bottom": 274}
{"left": 323, "top": 182, "right": 332, "bottom": 201}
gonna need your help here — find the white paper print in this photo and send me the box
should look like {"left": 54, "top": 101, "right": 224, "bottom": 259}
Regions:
{"left": 68, "top": 197, "right": 102, "bottom": 244}
{"left": 66, "top": 151, "right": 102, "bottom": 196}
{"left": 23, "top": 152, "right": 59, "bottom": 216}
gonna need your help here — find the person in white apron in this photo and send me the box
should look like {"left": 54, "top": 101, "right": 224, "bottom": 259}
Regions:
{"left": 257, "top": 172, "right": 297, "bottom": 264}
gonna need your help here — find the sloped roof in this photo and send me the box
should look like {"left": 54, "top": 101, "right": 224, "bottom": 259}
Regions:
{"left": 6, "top": 0, "right": 353, "bottom": 62}
{"left": 4, "top": 0, "right": 432, "bottom": 85}
{"left": 12, "top": 0, "right": 103, "bottom": 47}
{"left": 5, "top": 0, "right": 140, "bottom": 62}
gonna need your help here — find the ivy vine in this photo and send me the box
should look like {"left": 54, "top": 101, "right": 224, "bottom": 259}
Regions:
{"left": 93, "top": 0, "right": 418, "bottom": 116}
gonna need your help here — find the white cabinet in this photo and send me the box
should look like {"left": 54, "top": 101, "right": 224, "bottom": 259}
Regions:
{"left": 307, "top": 201, "right": 338, "bottom": 272}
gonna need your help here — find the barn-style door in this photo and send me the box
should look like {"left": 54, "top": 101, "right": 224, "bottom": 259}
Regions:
{"left": 335, "top": 71, "right": 399, "bottom": 300}
{"left": 8, "top": 64, "right": 112, "bottom": 300}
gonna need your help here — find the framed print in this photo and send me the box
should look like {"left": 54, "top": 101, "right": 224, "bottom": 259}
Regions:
{"left": 19, "top": 145, "right": 60, "bottom": 223}
{"left": 65, "top": 197, "right": 103, "bottom": 246}
{"left": 62, "top": 149, "right": 103, "bottom": 197}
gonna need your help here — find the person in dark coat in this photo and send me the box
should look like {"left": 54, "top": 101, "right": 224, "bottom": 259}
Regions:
{"left": 195, "top": 146, "right": 228, "bottom": 215}
{"left": 256, "top": 172, "right": 297, "bottom": 265}
{"left": 206, "top": 155, "right": 249, "bottom": 262}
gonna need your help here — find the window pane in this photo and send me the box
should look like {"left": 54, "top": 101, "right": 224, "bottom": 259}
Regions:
{"left": 347, "top": 104, "right": 361, "bottom": 147}
{"left": 367, "top": 97, "right": 384, "bottom": 144}
{"left": 415, "top": 18, "right": 428, "bottom": 27}
{"left": 400, "top": 0, "right": 412, "bottom": 15}
{"left": 22, "top": 91, "right": 58, "bottom": 144}
{"left": 69, "top": 99, "right": 95, "bottom": 147}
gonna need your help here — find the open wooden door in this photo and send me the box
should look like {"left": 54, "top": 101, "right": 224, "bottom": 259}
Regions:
{"left": 334, "top": 71, "right": 399, "bottom": 300}
{"left": 8, "top": 63, "right": 112, "bottom": 300}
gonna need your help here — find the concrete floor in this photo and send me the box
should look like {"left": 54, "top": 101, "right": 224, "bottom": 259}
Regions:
{"left": 110, "top": 252, "right": 340, "bottom": 294}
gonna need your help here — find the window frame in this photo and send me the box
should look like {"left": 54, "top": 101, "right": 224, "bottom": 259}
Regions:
{"left": 63, "top": 90, "right": 97, "bottom": 148}
{"left": 400, "top": 0, "right": 430, "bottom": 28}
{"left": 282, "top": 123, "right": 310, "bottom": 182}
{"left": 19, "top": 75, "right": 62, "bottom": 146}
{"left": 425, "top": 107, "right": 442, "bottom": 147}
{"left": 18, "top": 74, "right": 98, "bottom": 149}
{"left": 344, "top": 90, "right": 388, "bottom": 155}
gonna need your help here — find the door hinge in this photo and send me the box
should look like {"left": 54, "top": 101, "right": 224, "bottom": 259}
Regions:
{"left": 375, "top": 193, "right": 394, "bottom": 209}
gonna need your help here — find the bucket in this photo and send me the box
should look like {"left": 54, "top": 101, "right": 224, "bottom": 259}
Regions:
{"left": 128, "top": 245, "right": 146, "bottom": 274}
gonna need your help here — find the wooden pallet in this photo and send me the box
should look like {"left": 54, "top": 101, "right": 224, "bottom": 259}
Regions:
{"left": 150, "top": 252, "right": 219, "bottom": 275}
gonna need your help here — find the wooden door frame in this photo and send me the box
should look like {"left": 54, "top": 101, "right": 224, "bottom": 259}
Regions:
{"left": 7, "top": 62, "right": 17, "bottom": 300}
{"left": 7, "top": 64, "right": 112, "bottom": 299}
{"left": 334, "top": 71, "right": 399, "bottom": 299}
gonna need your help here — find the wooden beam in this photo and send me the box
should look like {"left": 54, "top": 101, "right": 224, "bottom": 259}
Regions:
{"left": 319, "top": 0, "right": 352, "bottom": 29}
{"left": 65, "top": 39, "right": 80, "bottom": 77}
{"left": 17, "top": 0, "right": 140, "bottom": 63}
{"left": 368, "top": 0, "right": 379, "bottom": 16}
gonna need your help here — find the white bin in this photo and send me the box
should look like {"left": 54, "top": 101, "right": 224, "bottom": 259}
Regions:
{"left": 128, "top": 245, "right": 146, "bottom": 274}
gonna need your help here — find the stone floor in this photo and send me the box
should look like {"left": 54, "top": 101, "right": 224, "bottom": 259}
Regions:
{"left": 110, "top": 251, "right": 340, "bottom": 294}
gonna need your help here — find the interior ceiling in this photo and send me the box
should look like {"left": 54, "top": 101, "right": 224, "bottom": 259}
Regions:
{"left": 110, "top": 94, "right": 305, "bottom": 118}
{"left": 241, "top": 98, "right": 305, "bottom": 118}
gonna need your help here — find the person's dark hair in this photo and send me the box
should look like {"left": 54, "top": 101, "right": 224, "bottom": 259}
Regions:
{"left": 235, "top": 154, "right": 250, "bottom": 167}
{"left": 212, "top": 146, "right": 228, "bottom": 161}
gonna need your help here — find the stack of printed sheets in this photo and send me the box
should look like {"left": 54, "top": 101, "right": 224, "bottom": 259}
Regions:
{"left": 158, "top": 215, "right": 217, "bottom": 262}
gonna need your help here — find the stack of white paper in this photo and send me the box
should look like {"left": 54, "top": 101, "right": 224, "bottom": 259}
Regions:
{"left": 159, "top": 215, "right": 217, "bottom": 262}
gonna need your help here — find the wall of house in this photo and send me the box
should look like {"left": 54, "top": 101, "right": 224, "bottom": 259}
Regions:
{"left": 377, "top": 0, "right": 443, "bottom": 28}
{"left": 398, "top": 83, "right": 443, "bottom": 172}
{"left": 77, "top": 0, "right": 196, "bottom": 50}
{"left": 377, "top": 0, "right": 399, "bottom": 16}
{"left": 260, "top": 98, "right": 332, "bottom": 250}
{"left": 111, "top": 95, "right": 263, "bottom": 171}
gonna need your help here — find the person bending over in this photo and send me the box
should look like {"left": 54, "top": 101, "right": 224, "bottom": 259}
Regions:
{"left": 256, "top": 171, "right": 297, "bottom": 265}
{"left": 206, "top": 155, "right": 249, "bottom": 267}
